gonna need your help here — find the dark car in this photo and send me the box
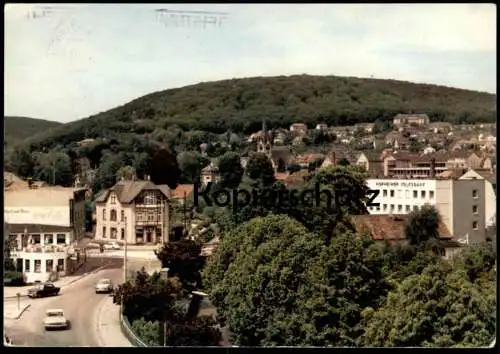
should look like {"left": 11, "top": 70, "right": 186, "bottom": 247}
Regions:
{"left": 28, "top": 283, "right": 60, "bottom": 298}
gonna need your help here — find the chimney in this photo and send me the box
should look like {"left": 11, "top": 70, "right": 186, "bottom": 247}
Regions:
{"left": 430, "top": 158, "right": 436, "bottom": 178}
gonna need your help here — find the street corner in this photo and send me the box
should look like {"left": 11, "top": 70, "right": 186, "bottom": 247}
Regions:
{"left": 3, "top": 302, "right": 31, "bottom": 320}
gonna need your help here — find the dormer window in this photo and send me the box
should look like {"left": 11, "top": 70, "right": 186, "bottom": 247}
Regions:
{"left": 144, "top": 192, "right": 156, "bottom": 205}
{"left": 111, "top": 195, "right": 117, "bottom": 204}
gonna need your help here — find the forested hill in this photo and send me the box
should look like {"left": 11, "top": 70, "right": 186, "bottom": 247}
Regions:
{"left": 4, "top": 116, "right": 62, "bottom": 147}
{"left": 21, "top": 75, "right": 496, "bottom": 150}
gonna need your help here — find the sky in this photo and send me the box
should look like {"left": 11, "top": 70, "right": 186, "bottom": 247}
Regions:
{"left": 4, "top": 3, "right": 497, "bottom": 123}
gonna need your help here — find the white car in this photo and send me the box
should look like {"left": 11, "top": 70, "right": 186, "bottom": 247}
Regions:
{"left": 103, "top": 242, "right": 121, "bottom": 250}
{"left": 43, "top": 309, "right": 70, "bottom": 330}
{"left": 95, "top": 278, "right": 114, "bottom": 294}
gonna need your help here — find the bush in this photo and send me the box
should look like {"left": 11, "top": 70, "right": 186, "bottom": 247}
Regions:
{"left": 131, "top": 318, "right": 162, "bottom": 346}
{"left": 4, "top": 270, "right": 25, "bottom": 286}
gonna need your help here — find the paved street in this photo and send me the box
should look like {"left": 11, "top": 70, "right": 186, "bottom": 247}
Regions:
{"left": 4, "top": 257, "right": 125, "bottom": 347}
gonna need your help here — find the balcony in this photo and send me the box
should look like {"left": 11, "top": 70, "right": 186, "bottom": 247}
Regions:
{"left": 17, "top": 244, "right": 69, "bottom": 253}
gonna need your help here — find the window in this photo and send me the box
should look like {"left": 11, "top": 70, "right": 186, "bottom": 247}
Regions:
{"left": 110, "top": 209, "right": 117, "bottom": 221}
{"left": 383, "top": 204, "right": 387, "bottom": 211}
{"left": 121, "top": 210, "right": 125, "bottom": 221}
{"left": 472, "top": 221, "right": 478, "bottom": 230}
{"left": 103, "top": 209, "right": 107, "bottom": 221}
{"left": 390, "top": 190, "right": 395, "bottom": 197}
{"left": 57, "top": 259, "right": 64, "bottom": 272}
{"left": 413, "top": 205, "right": 418, "bottom": 211}
{"left": 56, "top": 234, "right": 66, "bottom": 244}
{"left": 429, "top": 191, "right": 434, "bottom": 199}
{"left": 25, "top": 259, "right": 30, "bottom": 272}
{"left": 111, "top": 195, "right": 116, "bottom": 204}
{"left": 472, "top": 189, "right": 478, "bottom": 199}
{"left": 121, "top": 228, "right": 125, "bottom": 240}
{"left": 413, "top": 190, "right": 418, "bottom": 198}
{"left": 102, "top": 227, "right": 106, "bottom": 238}
{"left": 421, "top": 190, "right": 426, "bottom": 198}
{"left": 405, "top": 205, "right": 410, "bottom": 212}
{"left": 111, "top": 228, "right": 117, "bottom": 239}
{"left": 472, "top": 205, "right": 478, "bottom": 214}
{"left": 397, "top": 190, "right": 402, "bottom": 198}
{"left": 46, "top": 260, "right": 53, "bottom": 273}
{"left": 34, "top": 260, "right": 41, "bottom": 273}
{"left": 390, "top": 204, "right": 395, "bottom": 211}
{"left": 405, "top": 190, "right": 410, "bottom": 198}
{"left": 383, "top": 190, "right": 387, "bottom": 197}
{"left": 376, "top": 205, "right": 380, "bottom": 211}
{"left": 144, "top": 192, "right": 156, "bottom": 205}
{"left": 44, "top": 234, "right": 53, "bottom": 244}
{"left": 32, "top": 234, "right": 41, "bottom": 244}
{"left": 398, "top": 205, "right": 402, "bottom": 212}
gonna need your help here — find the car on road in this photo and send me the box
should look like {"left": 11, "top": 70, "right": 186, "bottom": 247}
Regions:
{"left": 43, "top": 309, "right": 70, "bottom": 330}
{"left": 95, "top": 278, "right": 114, "bottom": 294}
{"left": 103, "top": 242, "right": 121, "bottom": 250}
{"left": 28, "top": 283, "right": 60, "bottom": 298}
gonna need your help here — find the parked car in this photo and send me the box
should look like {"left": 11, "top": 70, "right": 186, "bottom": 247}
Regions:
{"left": 95, "top": 278, "right": 113, "bottom": 294}
{"left": 110, "top": 242, "right": 121, "bottom": 250}
{"left": 43, "top": 309, "right": 69, "bottom": 330}
{"left": 28, "top": 283, "right": 60, "bottom": 298}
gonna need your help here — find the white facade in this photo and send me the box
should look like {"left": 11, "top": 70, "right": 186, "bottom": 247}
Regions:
{"left": 459, "top": 170, "right": 496, "bottom": 228}
{"left": 4, "top": 187, "right": 87, "bottom": 283}
{"left": 366, "top": 177, "right": 489, "bottom": 243}
{"left": 4, "top": 206, "right": 70, "bottom": 226}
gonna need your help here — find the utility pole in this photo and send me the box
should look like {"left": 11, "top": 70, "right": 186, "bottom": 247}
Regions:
{"left": 123, "top": 216, "right": 128, "bottom": 283}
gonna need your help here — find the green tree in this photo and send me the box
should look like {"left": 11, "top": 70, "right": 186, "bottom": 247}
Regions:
{"left": 217, "top": 151, "right": 244, "bottom": 188}
{"left": 361, "top": 262, "right": 496, "bottom": 347}
{"left": 404, "top": 204, "right": 441, "bottom": 248}
{"left": 245, "top": 152, "right": 275, "bottom": 186}
{"left": 154, "top": 240, "right": 205, "bottom": 294}
{"left": 203, "top": 214, "right": 325, "bottom": 346}
{"left": 150, "top": 148, "right": 180, "bottom": 189}
{"left": 452, "top": 242, "right": 496, "bottom": 282}
{"left": 7, "top": 146, "right": 35, "bottom": 178}
{"left": 116, "top": 165, "right": 137, "bottom": 181}
{"left": 4, "top": 226, "right": 16, "bottom": 272}
{"left": 177, "top": 151, "right": 209, "bottom": 184}
{"left": 32, "top": 151, "right": 74, "bottom": 186}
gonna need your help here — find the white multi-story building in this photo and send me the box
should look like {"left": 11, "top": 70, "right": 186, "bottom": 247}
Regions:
{"left": 366, "top": 175, "right": 492, "bottom": 244}
{"left": 94, "top": 180, "right": 171, "bottom": 245}
{"left": 5, "top": 186, "right": 87, "bottom": 283}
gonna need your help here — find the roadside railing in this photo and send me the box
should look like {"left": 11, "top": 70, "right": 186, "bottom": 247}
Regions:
{"left": 119, "top": 305, "right": 148, "bottom": 347}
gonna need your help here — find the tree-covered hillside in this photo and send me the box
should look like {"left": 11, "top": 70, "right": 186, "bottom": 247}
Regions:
{"left": 4, "top": 116, "right": 62, "bottom": 147}
{"left": 20, "top": 75, "right": 496, "bottom": 151}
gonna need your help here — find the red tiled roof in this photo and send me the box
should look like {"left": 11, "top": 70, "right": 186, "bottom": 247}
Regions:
{"left": 171, "top": 184, "right": 194, "bottom": 199}
{"left": 351, "top": 214, "right": 452, "bottom": 241}
{"left": 274, "top": 172, "right": 288, "bottom": 181}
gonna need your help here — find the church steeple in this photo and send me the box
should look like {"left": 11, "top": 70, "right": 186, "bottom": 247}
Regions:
{"left": 262, "top": 119, "right": 267, "bottom": 133}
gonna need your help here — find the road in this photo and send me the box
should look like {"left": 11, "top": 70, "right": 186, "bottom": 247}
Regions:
{"left": 4, "top": 257, "right": 123, "bottom": 347}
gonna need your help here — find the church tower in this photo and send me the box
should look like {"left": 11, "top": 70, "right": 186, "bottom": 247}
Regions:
{"left": 257, "top": 119, "right": 272, "bottom": 155}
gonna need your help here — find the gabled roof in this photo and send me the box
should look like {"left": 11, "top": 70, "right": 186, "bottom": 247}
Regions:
{"left": 95, "top": 180, "right": 170, "bottom": 204}
{"left": 351, "top": 214, "right": 452, "bottom": 241}
{"left": 360, "top": 151, "right": 383, "bottom": 162}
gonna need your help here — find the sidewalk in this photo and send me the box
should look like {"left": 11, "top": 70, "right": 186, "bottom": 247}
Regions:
{"left": 3, "top": 264, "right": 108, "bottom": 299}
{"left": 95, "top": 296, "right": 133, "bottom": 347}
{"left": 3, "top": 299, "right": 31, "bottom": 319}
